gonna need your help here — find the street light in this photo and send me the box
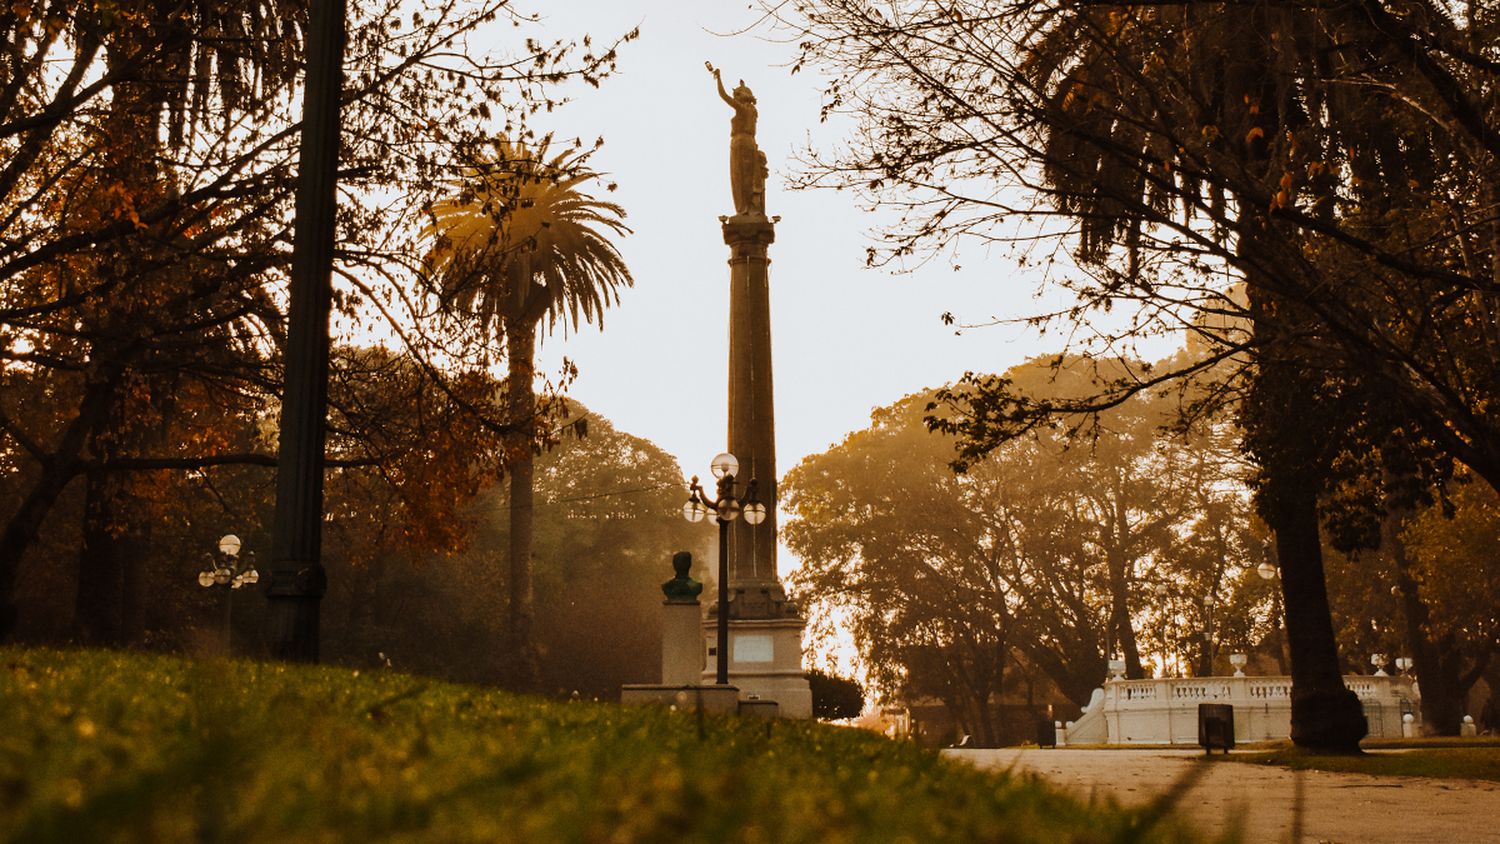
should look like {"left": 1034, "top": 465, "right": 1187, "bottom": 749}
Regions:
{"left": 1203, "top": 594, "right": 1216, "bottom": 676}
{"left": 683, "top": 452, "right": 767, "bottom": 685}
{"left": 1256, "top": 557, "right": 1289, "bottom": 674}
{"left": 198, "top": 534, "right": 258, "bottom": 650}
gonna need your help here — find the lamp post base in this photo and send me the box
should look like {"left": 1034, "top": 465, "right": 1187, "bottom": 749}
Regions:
{"left": 263, "top": 563, "right": 326, "bottom": 662}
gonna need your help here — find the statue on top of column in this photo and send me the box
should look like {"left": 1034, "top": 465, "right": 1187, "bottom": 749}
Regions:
{"left": 707, "top": 62, "right": 767, "bottom": 216}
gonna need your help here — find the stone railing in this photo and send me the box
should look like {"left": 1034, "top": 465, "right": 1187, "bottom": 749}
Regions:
{"left": 1057, "top": 673, "right": 1420, "bottom": 746}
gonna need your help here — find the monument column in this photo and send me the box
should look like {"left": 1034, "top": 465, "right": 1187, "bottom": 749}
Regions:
{"left": 703, "top": 63, "right": 810, "bottom": 717}
{"left": 723, "top": 216, "right": 782, "bottom": 598}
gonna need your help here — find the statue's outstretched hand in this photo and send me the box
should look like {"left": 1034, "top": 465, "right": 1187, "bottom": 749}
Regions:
{"left": 705, "top": 61, "right": 718, "bottom": 77}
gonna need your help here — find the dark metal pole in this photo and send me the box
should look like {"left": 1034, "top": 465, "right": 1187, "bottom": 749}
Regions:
{"left": 222, "top": 589, "right": 233, "bottom": 653}
{"left": 716, "top": 509, "right": 730, "bottom": 685}
{"left": 265, "top": 0, "right": 346, "bottom": 662}
{"left": 1203, "top": 601, "right": 1215, "bottom": 676}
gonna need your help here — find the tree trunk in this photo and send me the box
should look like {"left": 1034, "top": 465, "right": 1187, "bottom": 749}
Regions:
{"left": 973, "top": 691, "right": 997, "bottom": 747}
{"left": 67, "top": 7, "right": 170, "bottom": 649}
{"left": 75, "top": 470, "right": 127, "bottom": 644}
{"left": 0, "top": 367, "right": 122, "bottom": 639}
{"left": 968, "top": 636, "right": 1004, "bottom": 746}
{"left": 1483, "top": 160, "right": 1500, "bottom": 365}
{"left": 74, "top": 380, "right": 173, "bottom": 647}
{"left": 1384, "top": 512, "right": 1463, "bottom": 734}
{"left": 1273, "top": 488, "right": 1367, "bottom": 752}
{"left": 1239, "top": 214, "right": 1365, "bottom": 752}
{"left": 505, "top": 325, "right": 540, "bottom": 691}
{"left": 1106, "top": 550, "right": 1144, "bottom": 678}
{"left": 75, "top": 484, "right": 154, "bottom": 647}
{"left": 1480, "top": 660, "right": 1500, "bottom": 734}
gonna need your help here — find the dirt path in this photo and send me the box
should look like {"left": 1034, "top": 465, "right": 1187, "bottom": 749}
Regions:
{"left": 944, "top": 747, "right": 1500, "bottom": 843}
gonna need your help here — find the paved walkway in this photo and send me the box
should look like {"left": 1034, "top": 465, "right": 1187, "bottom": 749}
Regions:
{"left": 944, "top": 748, "right": 1500, "bottom": 843}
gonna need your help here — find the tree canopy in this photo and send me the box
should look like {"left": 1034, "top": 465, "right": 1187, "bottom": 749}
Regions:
{"left": 779, "top": 0, "right": 1500, "bottom": 749}
{"left": 780, "top": 0, "right": 1500, "bottom": 490}
{"left": 783, "top": 358, "right": 1254, "bottom": 742}
{"left": 0, "top": 1, "right": 638, "bottom": 646}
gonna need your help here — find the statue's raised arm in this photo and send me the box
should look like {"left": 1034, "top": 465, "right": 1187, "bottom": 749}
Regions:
{"left": 706, "top": 61, "right": 764, "bottom": 215}
{"left": 707, "top": 62, "right": 736, "bottom": 109}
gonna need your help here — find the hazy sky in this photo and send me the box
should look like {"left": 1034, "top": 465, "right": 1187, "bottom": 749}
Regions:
{"left": 494, "top": 2, "right": 1068, "bottom": 576}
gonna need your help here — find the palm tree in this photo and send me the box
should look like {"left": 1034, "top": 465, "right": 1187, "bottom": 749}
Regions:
{"left": 424, "top": 139, "right": 633, "bottom": 689}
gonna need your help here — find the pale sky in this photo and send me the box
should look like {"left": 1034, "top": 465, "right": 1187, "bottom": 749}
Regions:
{"left": 496, "top": 2, "right": 1064, "bottom": 578}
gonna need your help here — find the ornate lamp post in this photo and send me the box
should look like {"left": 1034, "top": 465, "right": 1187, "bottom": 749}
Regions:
{"left": 198, "top": 534, "right": 258, "bottom": 650}
{"left": 682, "top": 452, "right": 767, "bottom": 685}
{"left": 1202, "top": 593, "right": 1217, "bottom": 676}
{"left": 265, "top": 0, "right": 346, "bottom": 664}
{"left": 1257, "top": 559, "right": 1288, "bottom": 673}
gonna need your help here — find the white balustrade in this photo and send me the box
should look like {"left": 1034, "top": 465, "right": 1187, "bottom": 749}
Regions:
{"left": 1056, "top": 673, "right": 1421, "bottom": 746}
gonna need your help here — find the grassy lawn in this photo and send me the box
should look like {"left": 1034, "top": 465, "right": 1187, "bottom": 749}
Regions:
{"left": 1224, "top": 743, "right": 1500, "bottom": 782}
{"left": 0, "top": 648, "right": 1214, "bottom": 843}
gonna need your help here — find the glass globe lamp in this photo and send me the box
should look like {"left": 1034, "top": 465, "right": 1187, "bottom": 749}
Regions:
{"left": 716, "top": 498, "right": 741, "bottom": 522}
{"left": 742, "top": 501, "right": 767, "bottom": 525}
{"left": 710, "top": 452, "right": 739, "bottom": 480}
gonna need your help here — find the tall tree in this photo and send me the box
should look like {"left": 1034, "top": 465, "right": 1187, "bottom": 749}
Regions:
{"left": 0, "top": 1, "right": 635, "bottom": 641}
{"left": 783, "top": 0, "right": 1499, "bottom": 486}
{"left": 781, "top": 0, "right": 1500, "bottom": 750}
{"left": 783, "top": 392, "right": 1016, "bottom": 743}
{"left": 423, "top": 139, "right": 632, "bottom": 689}
{"left": 784, "top": 363, "right": 1237, "bottom": 737}
{"left": 0, "top": 0, "right": 303, "bottom": 642}
{"left": 1355, "top": 477, "right": 1500, "bottom": 733}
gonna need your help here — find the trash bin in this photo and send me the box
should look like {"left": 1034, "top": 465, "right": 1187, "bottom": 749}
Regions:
{"left": 1036, "top": 717, "right": 1057, "bottom": 748}
{"left": 1197, "top": 703, "right": 1235, "bottom": 754}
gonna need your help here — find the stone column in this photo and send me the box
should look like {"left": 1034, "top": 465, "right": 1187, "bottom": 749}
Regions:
{"left": 713, "top": 212, "right": 812, "bottom": 719}
{"left": 722, "top": 213, "right": 792, "bottom": 616}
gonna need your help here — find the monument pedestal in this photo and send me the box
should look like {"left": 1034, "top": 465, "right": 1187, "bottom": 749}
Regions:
{"left": 703, "top": 614, "right": 812, "bottom": 719}
{"left": 620, "top": 684, "right": 741, "bottom": 715}
{"left": 661, "top": 601, "right": 704, "bottom": 686}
